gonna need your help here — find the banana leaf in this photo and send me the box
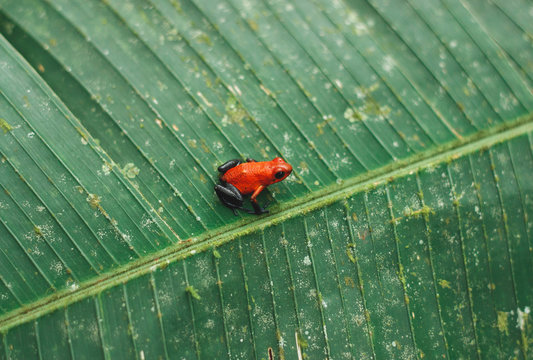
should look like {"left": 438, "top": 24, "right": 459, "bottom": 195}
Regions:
{"left": 0, "top": 0, "right": 532, "bottom": 358}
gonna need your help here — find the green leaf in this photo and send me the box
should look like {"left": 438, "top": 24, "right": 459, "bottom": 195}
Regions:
{"left": 0, "top": 0, "right": 532, "bottom": 358}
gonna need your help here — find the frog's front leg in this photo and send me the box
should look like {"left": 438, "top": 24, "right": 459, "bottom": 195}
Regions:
{"left": 250, "top": 185, "right": 269, "bottom": 215}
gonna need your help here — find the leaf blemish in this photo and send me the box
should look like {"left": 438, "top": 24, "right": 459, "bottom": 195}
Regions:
{"left": 0, "top": 118, "right": 13, "bottom": 133}
{"left": 86, "top": 193, "right": 101, "bottom": 209}
{"left": 186, "top": 285, "right": 201, "bottom": 300}
{"left": 122, "top": 163, "right": 140, "bottom": 178}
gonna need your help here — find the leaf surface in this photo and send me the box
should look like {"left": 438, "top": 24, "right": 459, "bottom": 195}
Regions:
{"left": 0, "top": 0, "right": 532, "bottom": 358}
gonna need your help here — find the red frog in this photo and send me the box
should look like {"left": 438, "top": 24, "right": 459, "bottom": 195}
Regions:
{"left": 214, "top": 157, "right": 292, "bottom": 215}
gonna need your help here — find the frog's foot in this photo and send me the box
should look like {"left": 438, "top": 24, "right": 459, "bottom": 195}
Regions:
{"left": 217, "top": 159, "right": 241, "bottom": 174}
{"left": 251, "top": 200, "right": 269, "bottom": 215}
{"left": 246, "top": 158, "right": 256, "bottom": 162}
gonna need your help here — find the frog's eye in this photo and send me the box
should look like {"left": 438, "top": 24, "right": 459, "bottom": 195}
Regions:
{"left": 275, "top": 171, "right": 285, "bottom": 179}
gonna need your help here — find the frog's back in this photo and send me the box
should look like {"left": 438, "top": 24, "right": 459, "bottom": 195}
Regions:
{"left": 220, "top": 162, "right": 270, "bottom": 194}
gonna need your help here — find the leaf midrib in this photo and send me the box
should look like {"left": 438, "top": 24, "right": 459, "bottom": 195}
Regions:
{"left": 0, "top": 112, "right": 532, "bottom": 332}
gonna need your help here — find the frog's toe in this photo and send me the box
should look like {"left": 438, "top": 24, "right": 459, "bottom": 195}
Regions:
{"left": 251, "top": 201, "right": 269, "bottom": 215}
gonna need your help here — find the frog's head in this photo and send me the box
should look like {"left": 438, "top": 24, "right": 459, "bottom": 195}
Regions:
{"left": 270, "top": 157, "right": 292, "bottom": 184}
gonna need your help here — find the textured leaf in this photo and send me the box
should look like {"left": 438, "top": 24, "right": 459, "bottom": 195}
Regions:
{"left": 0, "top": 33, "right": 179, "bottom": 311}
{"left": 0, "top": 0, "right": 532, "bottom": 358}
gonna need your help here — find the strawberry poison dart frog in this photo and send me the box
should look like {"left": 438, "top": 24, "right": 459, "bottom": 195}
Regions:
{"left": 214, "top": 157, "right": 292, "bottom": 215}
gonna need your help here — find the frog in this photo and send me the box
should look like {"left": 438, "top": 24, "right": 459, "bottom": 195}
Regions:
{"left": 214, "top": 157, "right": 293, "bottom": 215}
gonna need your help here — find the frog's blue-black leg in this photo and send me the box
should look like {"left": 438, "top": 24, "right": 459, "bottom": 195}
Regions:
{"left": 217, "top": 159, "right": 241, "bottom": 174}
{"left": 214, "top": 182, "right": 254, "bottom": 216}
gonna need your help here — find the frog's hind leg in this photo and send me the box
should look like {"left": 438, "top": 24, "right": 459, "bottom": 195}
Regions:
{"left": 217, "top": 159, "right": 241, "bottom": 174}
{"left": 215, "top": 182, "right": 243, "bottom": 208}
{"left": 215, "top": 182, "right": 253, "bottom": 215}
